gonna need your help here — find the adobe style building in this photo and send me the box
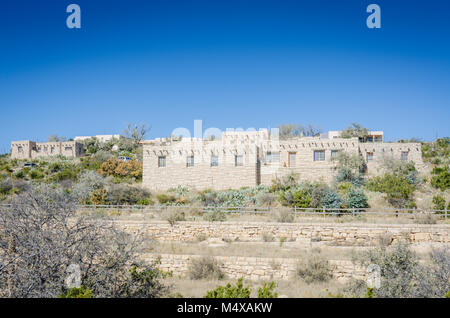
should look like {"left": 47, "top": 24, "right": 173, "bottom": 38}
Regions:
{"left": 10, "top": 140, "right": 84, "bottom": 160}
{"left": 142, "top": 129, "right": 424, "bottom": 191}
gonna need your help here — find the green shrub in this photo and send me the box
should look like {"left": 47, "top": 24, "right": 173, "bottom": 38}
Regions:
{"left": 29, "top": 169, "right": 44, "bottom": 180}
{"left": 257, "top": 281, "right": 278, "bottom": 298}
{"left": 59, "top": 286, "right": 93, "bottom": 298}
{"left": 346, "top": 188, "right": 369, "bottom": 209}
{"left": 366, "top": 174, "right": 416, "bottom": 208}
{"left": 188, "top": 256, "right": 225, "bottom": 280}
{"left": 137, "top": 198, "right": 152, "bottom": 205}
{"left": 106, "top": 184, "right": 150, "bottom": 205}
{"left": 432, "top": 194, "right": 446, "bottom": 211}
{"left": 292, "top": 188, "right": 313, "bottom": 208}
{"left": 320, "top": 189, "right": 342, "bottom": 209}
{"left": 335, "top": 167, "right": 364, "bottom": 186}
{"left": 430, "top": 168, "right": 450, "bottom": 191}
{"left": 156, "top": 193, "right": 177, "bottom": 205}
{"left": 216, "top": 189, "right": 248, "bottom": 207}
{"left": 53, "top": 164, "right": 79, "bottom": 182}
{"left": 204, "top": 278, "right": 251, "bottom": 298}
{"left": 14, "top": 170, "right": 26, "bottom": 179}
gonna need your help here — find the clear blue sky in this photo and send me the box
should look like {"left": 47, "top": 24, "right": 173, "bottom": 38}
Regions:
{"left": 1, "top": 0, "right": 449, "bottom": 153}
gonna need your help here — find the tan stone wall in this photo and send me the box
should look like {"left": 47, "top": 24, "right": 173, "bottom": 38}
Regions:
{"left": 11, "top": 140, "right": 84, "bottom": 160}
{"left": 143, "top": 140, "right": 258, "bottom": 190}
{"left": 360, "top": 142, "right": 424, "bottom": 175}
{"left": 260, "top": 138, "right": 360, "bottom": 185}
{"left": 116, "top": 221, "right": 450, "bottom": 246}
{"left": 143, "top": 253, "right": 365, "bottom": 282}
{"left": 142, "top": 131, "right": 424, "bottom": 190}
{"left": 119, "top": 221, "right": 448, "bottom": 282}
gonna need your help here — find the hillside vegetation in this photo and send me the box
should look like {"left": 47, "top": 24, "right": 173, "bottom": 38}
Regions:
{"left": 0, "top": 137, "right": 449, "bottom": 211}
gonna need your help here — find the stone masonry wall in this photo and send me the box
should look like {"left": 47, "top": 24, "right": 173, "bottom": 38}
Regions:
{"left": 260, "top": 138, "right": 360, "bottom": 185}
{"left": 142, "top": 253, "right": 366, "bottom": 283}
{"left": 141, "top": 130, "right": 424, "bottom": 190}
{"left": 116, "top": 221, "right": 450, "bottom": 246}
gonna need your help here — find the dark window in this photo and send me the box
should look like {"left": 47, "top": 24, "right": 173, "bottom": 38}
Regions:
{"left": 288, "top": 152, "right": 296, "bottom": 167}
{"left": 187, "top": 155, "right": 194, "bottom": 167}
{"left": 313, "top": 150, "right": 325, "bottom": 161}
{"left": 211, "top": 155, "right": 219, "bottom": 167}
{"left": 401, "top": 152, "right": 408, "bottom": 162}
{"left": 331, "top": 150, "right": 340, "bottom": 158}
{"left": 235, "top": 155, "right": 243, "bottom": 166}
{"left": 265, "top": 152, "right": 280, "bottom": 163}
{"left": 158, "top": 156, "right": 166, "bottom": 167}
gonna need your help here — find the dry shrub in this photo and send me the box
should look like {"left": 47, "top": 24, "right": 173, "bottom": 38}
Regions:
{"left": 296, "top": 252, "right": 333, "bottom": 284}
{"left": 187, "top": 256, "right": 225, "bottom": 280}
{"left": 414, "top": 213, "right": 437, "bottom": 225}
{"left": 273, "top": 207, "right": 295, "bottom": 223}
{"left": 163, "top": 208, "right": 186, "bottom": 226}
{"left": 186, "top": 203, "right": 204, "bottom": 217}
{"left": 377, "top": 233, "right": 394, "bottom": 247}
{"left": 262, "top": 232, "right": 275, "bottom": 242}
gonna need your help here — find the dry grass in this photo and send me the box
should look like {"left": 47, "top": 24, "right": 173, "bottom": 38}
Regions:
{"left": 150, "top": 241, "right": 357, "bottom": 260}
{"left": 163, "top": 276, "right": 346, "bottom": 298}
{"left": 82, "top": 208, "right": 450, "bottom": 225}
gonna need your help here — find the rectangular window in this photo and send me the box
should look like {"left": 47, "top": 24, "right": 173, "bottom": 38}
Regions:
{"left": 313, "top": 150, "right": 325, "bottom": 161}
{"left": 331, "top": 150, "right": 340, "bottom": 159}
{"left": 288, "top": 152, "right": 296, "bottom": 168}
{"left": 158, "top": 156, "right": 166, "bottom": 167}
{"left": 265, "top": 151, "right": 280, "bottom": 163}
{"left": 235, "top": 155, "right": 243, "bottom": 166}
{"left": 18, "top": 146, "right": 23, "bottom": 153}
{"left": 401, "top": 151, "right": 408, "bottom": 162}
{"left": 211, "top": 155, "right": 219, "bottom": 167}
{"left": 65, "top": 146, "right": 72, "bottom": 151}
{"left": 374, "top": 136, "right": 382, "bottom": 142}
{"left": 366, "top": 152, "right": 374, "bottom": 162}
{"left": 186, "top": 155, "right": 194, "bottom": 167}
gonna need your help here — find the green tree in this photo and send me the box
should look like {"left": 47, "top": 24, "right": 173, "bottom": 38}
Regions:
{"left": 204, "top": 278, "right": 251, "bottom": 298}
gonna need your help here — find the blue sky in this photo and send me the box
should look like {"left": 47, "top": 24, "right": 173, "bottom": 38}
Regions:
{"left": 1, "top": 0, "right": 449, "bottom": 153}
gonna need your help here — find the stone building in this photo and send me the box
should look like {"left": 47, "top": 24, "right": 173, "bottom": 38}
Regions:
{"left": 142, "top": 129, "right": 423, "bottom": 191}
{"left": 74, "top": 134, "right": 121, "bottom": 143}
{"left": 10, "top": 140, "right": 84, "bottom": 160}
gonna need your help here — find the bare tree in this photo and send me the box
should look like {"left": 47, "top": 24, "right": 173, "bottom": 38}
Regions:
{"left": 340, "top": 123, "right": 369, "bottom": 139}
{"left": 47, "top": 135, "right": 67, "bottom": 142}
{"left": 278, "top": 123, "right": 322, "bottom": 139}
{"left": 349, "top": 243, "right": 450, "bottom": 298}
{"left": 0, "top": 184, "right": 167, "bottom": 298}
{"left": 122, "top": 124, "right": 150, "bottom": 145}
